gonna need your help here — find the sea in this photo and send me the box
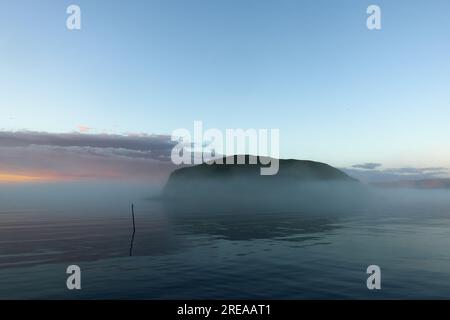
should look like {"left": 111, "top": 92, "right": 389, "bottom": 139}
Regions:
{"left": 1, "top": 181, "right": 450, "bottom": 299}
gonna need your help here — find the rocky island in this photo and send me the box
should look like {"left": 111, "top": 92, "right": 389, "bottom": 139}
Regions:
{"left": 163, "top": 155, "right": 365, "bottom": 214}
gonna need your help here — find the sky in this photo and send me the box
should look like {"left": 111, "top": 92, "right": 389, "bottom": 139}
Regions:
{"left": 1, "top": 0, "right": 450, "bottom": 182}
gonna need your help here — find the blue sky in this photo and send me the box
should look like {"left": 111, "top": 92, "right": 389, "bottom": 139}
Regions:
{"left": 1, "top": 0, "right": 450, "bottom": 169}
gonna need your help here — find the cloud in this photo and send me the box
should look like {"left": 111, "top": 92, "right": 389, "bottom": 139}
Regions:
{"left": 78, "top": 125, "right": 93, "bottom": 133}
{"left": 343, "top": 166, "right": 449, "bottom": 183}
{"left": 0, "top": 131, "right": 179, "bottom": 183}
{"left": 383, "top": 167, "right": 448, "bottom": 176}
{"left": 0, "top": 131, "right": 175, "bottom": 157}
{"left": 352, "top": 163, "right": 382, "bottom": 170}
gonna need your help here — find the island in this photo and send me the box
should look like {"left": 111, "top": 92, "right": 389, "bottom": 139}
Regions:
{"left": 162, "top": 155, "right": 365, "bottom": 215}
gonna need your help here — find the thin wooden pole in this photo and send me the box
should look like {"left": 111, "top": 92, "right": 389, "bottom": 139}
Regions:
{"left": 129, "top": 204, "right": 136, "bottom": 256}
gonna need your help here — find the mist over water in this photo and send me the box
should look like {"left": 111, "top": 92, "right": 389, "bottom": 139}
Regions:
{"left": 1, "top": 181, "right": 450, "bottom": 299}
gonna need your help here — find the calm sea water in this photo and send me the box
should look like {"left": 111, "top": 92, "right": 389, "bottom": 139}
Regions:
{"left": 1, "top": 182, "right": 450, "bottom": 299}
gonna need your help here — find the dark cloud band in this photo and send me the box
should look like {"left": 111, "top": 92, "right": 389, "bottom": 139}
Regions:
{"left": 0, "top": 131, "right": 178, "bottom": 182}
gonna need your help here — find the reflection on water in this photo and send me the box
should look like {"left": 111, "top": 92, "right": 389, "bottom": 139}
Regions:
{"left": 1, "top": 183, "right": 450, "bottom": 299}
{"left": 168, "top": 210, "right": 341, "bottom": 242}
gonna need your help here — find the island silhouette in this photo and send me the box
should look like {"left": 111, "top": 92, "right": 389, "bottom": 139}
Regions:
{"left": 162, "top": 155, "right": 366, "bottom": 215}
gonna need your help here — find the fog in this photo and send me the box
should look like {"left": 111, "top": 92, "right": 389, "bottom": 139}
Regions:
{"left": 0, "top": 181, "right": 163, "bottom": 216}
{"left": 161, "top": 176, "right": 450, "bottom": 241}
{"left": 1, "top": 179, "right": 450, "bottom": 266}
{"left": 2, "top": 179, "right": 449, "bottom": 220}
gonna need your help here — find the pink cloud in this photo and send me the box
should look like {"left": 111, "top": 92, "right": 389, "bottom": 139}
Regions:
{"left": 77, "top": 125, "right": 92, "bottom": 133}
{"left": 0, "top": 131, "right": 178, "bottom": 184}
